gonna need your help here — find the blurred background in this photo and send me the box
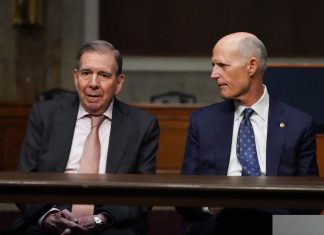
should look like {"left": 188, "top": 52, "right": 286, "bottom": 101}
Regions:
{"left": 0, "top": 0, "right": 323, "bottom": 106}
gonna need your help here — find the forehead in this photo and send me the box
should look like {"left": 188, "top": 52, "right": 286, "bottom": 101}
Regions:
{"left": 79, "top": 50, "right": 117, "bottom": 70}
{"left": 212, "top": 39, "right": 241, "bottom": 63}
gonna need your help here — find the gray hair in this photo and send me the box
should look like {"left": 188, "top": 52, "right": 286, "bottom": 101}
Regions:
{"left": 238, "top": 36, "right": 267, "bottom": 75}
{"left": 76, "top": 40, "right": 123, "bottom": 75}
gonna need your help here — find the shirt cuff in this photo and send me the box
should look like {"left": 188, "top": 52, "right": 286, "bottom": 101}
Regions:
{"left": 38, "top": 207, "right": 60, "bottom": 226}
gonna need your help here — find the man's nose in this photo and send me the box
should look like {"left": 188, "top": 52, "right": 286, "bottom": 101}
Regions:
{"left": 211, "top": 66, "right": 219, "bottom": 79}
{"left": 90, "top": 73, "right": 99, "bottom": 86}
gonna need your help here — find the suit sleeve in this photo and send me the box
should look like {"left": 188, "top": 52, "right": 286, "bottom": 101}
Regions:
{"left": 18, "top": 102, "right": 43, "bottom": 172}
{"left": 136, "top": 116, "right": 160, "bottom": 174}
{"left": 296, "top": 118, "right": 318, "bottom": 176}
{"left": 290, "top": 117, "right": 321, "bottom": 215}
{"left": 16, "top": 103, "right": 56, "bottom": 222}
{"left": 181, "top": 113, "right": 200, "bottom": 175}
{"left": 176, "top": 113, "right": 212, "bottom": 221}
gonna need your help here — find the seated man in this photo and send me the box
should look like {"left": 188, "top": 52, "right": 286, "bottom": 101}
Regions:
{"left": 10, "top": 40, "right": 159, "bottom": 235}
{"left": 177, "top": 32, "right": 319, "bottom": 235}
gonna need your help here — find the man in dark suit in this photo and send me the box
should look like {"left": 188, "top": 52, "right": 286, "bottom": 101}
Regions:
{"left": 10, "top": 41, "right": 159, "bottom": 235}
{"left": 177, "top": 32, "right": 319, "bottom": 235}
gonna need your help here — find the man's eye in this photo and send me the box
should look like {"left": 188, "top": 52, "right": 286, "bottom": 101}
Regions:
{"left": 99, "top": 73, "right": 112, "bottom": 79}
{"left": 217, "top": 63, "right": 227, "bottom": 67}
{"left": 212, "top": 62, "right": 228, "bottom": 68}
{"left": 80, "top": 71, "right": 91, "bottom": 76}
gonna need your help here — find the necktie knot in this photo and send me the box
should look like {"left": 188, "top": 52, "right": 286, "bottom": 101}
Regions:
{"left": 243, "top": 108, "right": 254, "bottom": 120}
{"left": 90, "top": 115, "right": 105, "bottom": 130}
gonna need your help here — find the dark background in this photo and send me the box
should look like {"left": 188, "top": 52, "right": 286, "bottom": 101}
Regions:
{"left": 100, "top": 0, "right": 324, "bottom": 57}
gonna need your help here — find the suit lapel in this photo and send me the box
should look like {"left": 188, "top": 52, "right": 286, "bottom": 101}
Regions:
{"left": 106, "top": 99, "right": 131, "bottom": 173}
{"left": 215, "top": 100, "right": 235, "bottom": 174}
{"left": 54, "top": 96, "right": 79, "bottom": 172}
{"left": 266, "top": 97, "right": 287, "bottom": 176}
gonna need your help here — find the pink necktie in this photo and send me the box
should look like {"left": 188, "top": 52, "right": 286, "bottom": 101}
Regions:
{"left": 72, "top": 115, "right": 105, "bottom": 218}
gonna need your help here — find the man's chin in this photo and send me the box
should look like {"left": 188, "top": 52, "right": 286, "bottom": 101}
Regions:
{"left": 84, "top": 103, "right": 102, "bottom": 114}
{"left": 219, "top": 92, "right": 232, "bottom": 100}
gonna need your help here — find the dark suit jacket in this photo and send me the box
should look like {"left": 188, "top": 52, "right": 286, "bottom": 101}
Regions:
{"left": 13, "top": 95, "right": 159, "bottom": 234}
{"left": 178, "top": 96, "right": 319, "bottom": 233}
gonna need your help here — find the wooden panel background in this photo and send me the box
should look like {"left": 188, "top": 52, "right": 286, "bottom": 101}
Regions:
{"left": 0, "top": 102, "right": 30, "bottom": 171}
{"left": 135, "top": 103, "right": 197, "bottom": 174}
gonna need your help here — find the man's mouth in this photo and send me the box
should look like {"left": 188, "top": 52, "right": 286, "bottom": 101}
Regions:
{"left": 87, "top": 93, "right": 100, "bottom": 97}
{"left": 217, "top": 83, "right": 227, "bottom": 87}
{"left": 87, "top": 94, "right": 101, "bottom": 102}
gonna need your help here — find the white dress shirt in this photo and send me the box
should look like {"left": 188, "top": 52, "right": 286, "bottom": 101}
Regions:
{"left": 65, "top": 101, "right": 113, "bottom": 174}
{"left": 227, "top": 85, "right": 269, "bottom": 176}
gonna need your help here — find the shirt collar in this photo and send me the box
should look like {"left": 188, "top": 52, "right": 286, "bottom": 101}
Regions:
{"left": 234, "top": 85, "right": 269, "bottom": 121}
{"left": 77, "top": 99, "right": 114, "bottom": 120}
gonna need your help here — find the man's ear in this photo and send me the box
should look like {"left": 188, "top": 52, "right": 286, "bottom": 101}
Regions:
{"left": 115, "top": 73, "right": 126, "bottom": 96}
{"left": 247, "top": 57, "right": 258, "bottom": 77}
{"left": 73, "top": 69, "right": 79, "bottom": 91}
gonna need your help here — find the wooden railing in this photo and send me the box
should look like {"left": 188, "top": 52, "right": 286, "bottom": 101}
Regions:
{"left": 0, "top": 172, "right": 324, "bottom": 208}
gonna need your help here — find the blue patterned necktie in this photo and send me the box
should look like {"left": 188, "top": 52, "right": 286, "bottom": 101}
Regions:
{"left": 237, "top": 108, "right": 261, "bottom": 176}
